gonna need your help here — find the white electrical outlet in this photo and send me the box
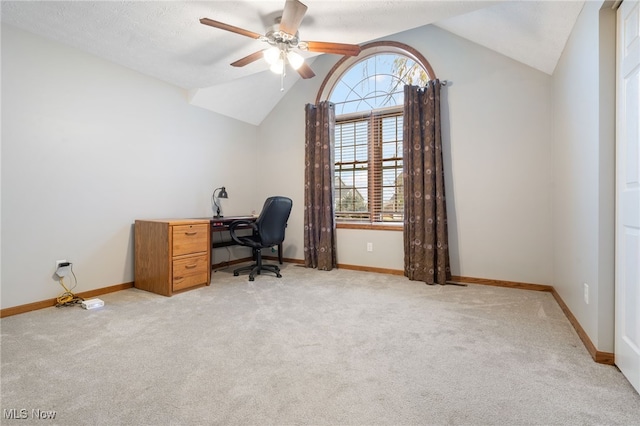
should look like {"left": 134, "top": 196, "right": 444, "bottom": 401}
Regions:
{"left": 584, "top": 283, "right": 589, "bottom": 304}
{"left": 55, "top": 260, "right": 72, "bottom": 278}
{"left": 367, "top": 242, "right": 373, "bottom": 252}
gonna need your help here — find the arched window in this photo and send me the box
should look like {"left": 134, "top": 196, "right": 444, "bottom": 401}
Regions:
{"left": 317, "top": 42, "right": 435, "bottom": 224}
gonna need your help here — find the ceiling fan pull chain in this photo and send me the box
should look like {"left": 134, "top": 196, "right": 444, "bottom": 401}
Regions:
{"left": 280, "top": 59, "right": 286, "bottom": 92}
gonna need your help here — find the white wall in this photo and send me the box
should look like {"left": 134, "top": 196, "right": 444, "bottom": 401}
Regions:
{"left": 9, "top": 13, "right": 612, "bottom": 342}
{"left": 1, "top": 25, "right": 260, "bottom": 309}
{"left": 259, "top": 24, "right": 554, "bottom": 284}
{"left": 551, "top": 1, "right": 616, "bottom": 352}
{"left": 0, "top": 7, "right": 616, "bottom": 359}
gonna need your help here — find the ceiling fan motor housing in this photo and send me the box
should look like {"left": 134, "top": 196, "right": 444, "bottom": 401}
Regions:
{"left": 263, "top": 24, "right": 300, "bottom": 50}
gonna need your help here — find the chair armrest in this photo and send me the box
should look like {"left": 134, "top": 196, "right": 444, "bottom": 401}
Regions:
{"left": 229, "top": 220, "right": 258, "bottom": 246}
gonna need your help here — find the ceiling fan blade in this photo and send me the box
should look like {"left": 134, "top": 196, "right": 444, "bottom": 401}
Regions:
{"left": 279, "top": 0, "right": 308, "bottom": 35}
{"left": 305, "top": 41, "right": 361, "bottom": 56}
{"left": 200, "top": 18, "right": 262, "bottom": 40}
{"left": 231, "top": 50, "right": 266, "bottom": 67}
{"left": 296, "top": 62, "right": 315, "bottom": 79}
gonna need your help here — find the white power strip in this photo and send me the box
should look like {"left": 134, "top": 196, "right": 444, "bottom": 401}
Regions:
{"left": 81, "top": 298, "right": 104, "bottom": 310}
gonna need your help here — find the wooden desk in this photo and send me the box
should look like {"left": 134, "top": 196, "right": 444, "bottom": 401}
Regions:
{"left": 133, "top": 216, "right": 284, "bottom": 296}
{"left": 207, "top": 216, "right": 283, "bottom": 264}
{"left": 210, "top": 216, "right": 256, "bottom": 244}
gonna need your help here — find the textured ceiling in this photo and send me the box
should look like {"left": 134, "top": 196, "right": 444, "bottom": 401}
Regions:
{"left": 1, "top": 0, "right": 585, "bottom": 125}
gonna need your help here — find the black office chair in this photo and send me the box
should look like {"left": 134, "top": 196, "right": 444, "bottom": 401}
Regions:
{"left": 229, "top": 196, "right": 293, "bottom": 281}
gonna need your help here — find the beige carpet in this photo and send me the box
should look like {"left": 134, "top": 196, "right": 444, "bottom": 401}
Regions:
{"left": 1, "top": 264, "right": 639, "bottom": 425}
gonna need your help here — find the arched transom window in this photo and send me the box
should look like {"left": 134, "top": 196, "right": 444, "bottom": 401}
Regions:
{"left": 317, "top": 42, "right": 435, "bottom": 225}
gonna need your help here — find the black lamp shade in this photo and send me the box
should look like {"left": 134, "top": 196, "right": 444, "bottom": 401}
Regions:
{"left": 218, "top": 187, "right": 228, "bottom": 199}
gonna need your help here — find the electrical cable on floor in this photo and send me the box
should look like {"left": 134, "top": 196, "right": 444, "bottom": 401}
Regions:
{"left": 56, "top": 264, "right": 83, "bottom": 307}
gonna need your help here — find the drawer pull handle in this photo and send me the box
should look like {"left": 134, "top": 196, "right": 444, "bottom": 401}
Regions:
{"left": 185, "top": 232, "right": 197, "bottom": 236}
{"left": 175, "top": 277, "right": 183, "bottom": 281}
{"left": 185, "top": 264, "right": 197, "bottom": 269}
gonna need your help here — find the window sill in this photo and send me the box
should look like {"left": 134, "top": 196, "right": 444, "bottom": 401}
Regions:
{"left": 336, "top": 222, "right": 403, "bottom": 231}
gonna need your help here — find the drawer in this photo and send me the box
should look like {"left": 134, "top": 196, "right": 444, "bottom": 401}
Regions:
{"left": 173, "top": 224, "right": 208, "bottom": 256}
{"left": 172, "top": 254, "right": 209, "bottom": 291}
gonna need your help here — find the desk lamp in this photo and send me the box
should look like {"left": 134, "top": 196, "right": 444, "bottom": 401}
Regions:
{"left": 212, "top": 186, "right": 228, "bottom": 218}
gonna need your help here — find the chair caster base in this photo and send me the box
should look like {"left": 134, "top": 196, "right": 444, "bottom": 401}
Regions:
{"left": 232, "top": 261, "right": 283, "bottom": 281}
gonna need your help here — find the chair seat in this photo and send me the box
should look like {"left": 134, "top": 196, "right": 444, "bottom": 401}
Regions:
{"left": 233, "top": 234, "right": 262, "bottom": 249}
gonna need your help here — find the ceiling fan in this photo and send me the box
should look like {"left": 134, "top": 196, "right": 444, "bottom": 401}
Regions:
{"left": 200, "top": 0, "right": 361, "bottom": 84}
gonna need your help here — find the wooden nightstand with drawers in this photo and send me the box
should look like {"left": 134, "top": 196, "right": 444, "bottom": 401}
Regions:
{"left": 134, "top": 219, "right": 211, "bottom": 296}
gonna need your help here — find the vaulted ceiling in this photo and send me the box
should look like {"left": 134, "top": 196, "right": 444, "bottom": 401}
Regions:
{"left": 1, "top": 1, "right": 585, "bottom": 125}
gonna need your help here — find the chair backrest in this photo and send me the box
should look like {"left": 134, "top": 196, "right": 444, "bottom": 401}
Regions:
{"left": 256, "top": 196, "right": 293, "bottom": 247}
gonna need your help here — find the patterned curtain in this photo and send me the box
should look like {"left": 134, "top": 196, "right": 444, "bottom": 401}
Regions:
{"left": 304, "top": 101, "right": 337, "bottom": 270}
{"left": 403, "top": 82, "right": 451, "bottom": 285}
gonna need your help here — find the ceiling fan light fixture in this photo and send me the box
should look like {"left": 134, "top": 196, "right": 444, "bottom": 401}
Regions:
{"left": 270, "top": 58, "right": 285, "bottom": 74}
{"left": 263, "top": 47, "right": 281, "bottom": 65}
{"left": 287, "top": 51, "right": 304, "bottom": 70}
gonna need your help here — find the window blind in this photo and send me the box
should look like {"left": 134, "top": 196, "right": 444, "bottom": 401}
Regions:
{"left": 334, "top": 109, "right": 404, "bottom": 222}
